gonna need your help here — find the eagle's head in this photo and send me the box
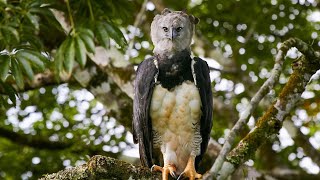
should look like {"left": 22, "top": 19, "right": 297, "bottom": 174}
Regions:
{"left": 151, "top": 8, "right": 199, "bottom": 56}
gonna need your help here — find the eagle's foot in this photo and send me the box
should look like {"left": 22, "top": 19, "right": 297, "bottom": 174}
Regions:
{"left": 177, "top": 171, "right": 202, "bottom": 180}
{"left": 177, "top": 157, "right": 202, "bottom": 180}
{"left": 151, "top": 164, "right": 163, "bottom": 172}
{"left": 151, "top": 164, "right": 177, "bottom": 180}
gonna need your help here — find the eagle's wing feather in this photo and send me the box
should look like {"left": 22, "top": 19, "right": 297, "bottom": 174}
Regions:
{"left": 133, "top": 57, "right": 157, "bottom": 168}
{"left": 194, "top": 57, "right": 213, "bottom": 169}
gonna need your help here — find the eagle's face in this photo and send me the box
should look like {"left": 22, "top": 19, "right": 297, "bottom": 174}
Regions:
{"left": 151, "top": 10, "right": 197, "bottom": 55}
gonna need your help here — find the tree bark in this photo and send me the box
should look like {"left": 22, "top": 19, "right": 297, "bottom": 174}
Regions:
{"left": 204, "top": 38, "right": 320, "bottom": 179}
{"left": 40, "top": 155, "right": 161, "bottom": 180}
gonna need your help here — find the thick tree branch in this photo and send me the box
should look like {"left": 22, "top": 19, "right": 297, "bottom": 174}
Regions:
{"left": 205, "top": 38, "right": 320, "bottom": 180}
{"left": 0, "top": 127, "right": 73, "bottom": 150}
{"left": 40, "top": 155, "right": 161, "bottom": 180}
{"left": 0, "top": 126, "right": 119, "bottom": 158}
{"left": 0, "top": 70, "right": 71, "bottom": 95}
{"left": 41, "top": 140, "right": 320, "bottom": 179}
{"left": 127, "top": 0, "right": 148, "bottom": 58}
{"left": 206, "top": 38, "right": 293, "bottom": 178}
{"left": 80, "top": 47, "right": 135, "bottom": 130}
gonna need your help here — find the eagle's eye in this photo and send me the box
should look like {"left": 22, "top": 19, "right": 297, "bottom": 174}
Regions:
{"left": 176, "top": 27, "right": 183, "bottom": 32}
{"left": 162, "top": 27, "right": 168, "bottom": 32}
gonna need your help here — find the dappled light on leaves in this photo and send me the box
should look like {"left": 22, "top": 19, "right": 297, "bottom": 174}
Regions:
{"left": 0, "top": 0, "right": 320, "bottom": 179}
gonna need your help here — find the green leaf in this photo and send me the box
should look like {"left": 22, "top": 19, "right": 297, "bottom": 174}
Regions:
{"left": 25, "top": 50, "right": 47, "bottom": 64}
{"left": 79, "top": 32, "right": 95, "bottom": 53}
{"left": 16, "top": 50, "right": 45, "bottom": 71}
{"left": 11, "top": 58, "right": 24, "bottom": 89}
{"left": 26, "top": 12, "right": 39, "bottom": 31}
{"left": 75, "top": 36, "right": 87, "bottom": 68}
{"left": 104, "top": 22, "right": 127, "bottom": 48}
{"left": 0, "top": 81, "right": 16, "bottom": 106}
{"left": 1, "top": 26, "right": 20, "bottom": 43}
{"left": 0, "top": 96, "right": 7, "bottom": 108}
{"left": 0, "top": 55, "right": 10, "bottom": 81}
{"left": 17, "top": 56, "right": 34, "bottom": 81}
{"left": 27, "top": 0, "right": 42, "bottom": 8}
{"left": 29, "top": 7, "right": 64, "bottom": 32}
{"left": 0, "top": 0, "right": 7, "bottom": 5}
{"left": 64, "top": 38, "right": 75, "bottom": 74}
{"left": 55, "top": 39, "right": 69, "bottom": 76}
{"left": 96, "top": 23, "right": 110, "bottom": 49}
{"left": 79, "top": 28, "right": 94, "bottom": 39}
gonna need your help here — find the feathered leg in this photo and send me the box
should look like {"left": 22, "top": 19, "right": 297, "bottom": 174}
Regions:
{"left": 178, "top": 122, "right": 202, "bottom": 180}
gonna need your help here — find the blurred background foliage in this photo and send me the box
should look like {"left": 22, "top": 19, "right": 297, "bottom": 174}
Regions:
{"left": 0, "top": 0, "right": 320, "bottom": 179}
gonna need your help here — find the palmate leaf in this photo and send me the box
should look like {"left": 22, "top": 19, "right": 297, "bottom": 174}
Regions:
{"left": 11, "top": 58, "right": 24, "bottom": 89}
{"left": 16, "top": 50, "right": 46, "bottom": 71}
{"left": 26, "top": 12, "right": 40, "bottom": 31}
{"left": 29, "top": 6, "right": 64, "bottom": 33}
{"left": 0, "top": 0, "right": 7, "bottom": 5}
{"left": 79, "top": 29, "right": 95, "bottom": 54}
{"left": 54, "top": 36, "right": 87, "bottom": 75}
{"left": 0, "top": 81, "right": 17, "bottom": 106}
{"left": 75, "top": 35, "right": 87, "bottom": 68}
{"left": 78, "top": 28, "right": 94, "bottom": 39}
{"left": 17, "top": 56, "right": 34, "bottom": 81}
{"left": 0, "top": 54, "right": 10, "bottom": 81}
{"left": 21, "top": 32, "right": 44, "bottom": 50}
{"left": 0, "top": 49, "right": 47, "bottom": 90}
{"left": 64, "top": 37, "right": 75, "bottom": 74}
{"left": 54, "top": 39, "right": 69, "bottom": 76}
{"left": 0, "top": 96, "right": 7, "bottom": 108}
{"left": 0, "top": 26, "right": 20, "bottom": 44}
{"left": 104, "top": 22, "right": 127, "bottom": 48}
{"left": 96, "top": 23, "right": 110, "bottom": 49}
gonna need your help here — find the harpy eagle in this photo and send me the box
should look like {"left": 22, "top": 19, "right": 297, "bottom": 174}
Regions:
{"left": 133, "top": 8, "right": 213, "bottom": 180}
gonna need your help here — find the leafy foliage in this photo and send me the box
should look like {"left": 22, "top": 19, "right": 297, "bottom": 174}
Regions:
{"left": 0, "top": 0, "right": 128, "bottom": 107}
{"left": 51, "top": 0, "right": 128, "bottom": 76}
{"left": 0, "top": 0, "right": 132, "bottom": 179}
{"left": 0, "top": 0, "right": 320, "bottom": 179}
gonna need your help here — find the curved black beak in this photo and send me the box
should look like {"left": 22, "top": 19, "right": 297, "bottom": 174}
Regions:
{"left": 170, "top": 29, "right": 179, "bottom": 40}
{"left": 169, "top": 28, "right": 179, "bottom": 40}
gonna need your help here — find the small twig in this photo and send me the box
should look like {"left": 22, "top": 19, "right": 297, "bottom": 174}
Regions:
{"left": 87, "top": 0, "right": 94, "bottom": 22}
{"left": 65, "top": 0, "right": 75, "bottom": 34}
{"left": 244, "top": 22, "right": 256, "bottom": 44}
{"left": 127, "top": 0, "right": 148, "bottom": 57}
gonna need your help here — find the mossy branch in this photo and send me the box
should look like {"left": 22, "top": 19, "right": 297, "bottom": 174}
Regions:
{"left": 40, "top": 155, "right": 161, "bottom": 180}
{"left": 206, "top": 38, "right": 296, "bottom": 178}
{"left": 205, "top": 38, "right": 320, "bottom": 180}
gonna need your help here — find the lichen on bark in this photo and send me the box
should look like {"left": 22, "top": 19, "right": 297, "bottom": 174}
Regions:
{"left": 40, "top": 155, "right": 161, "bottom": 180}
{"left": 223, "top": 38, "right": 320, "bottom": 176}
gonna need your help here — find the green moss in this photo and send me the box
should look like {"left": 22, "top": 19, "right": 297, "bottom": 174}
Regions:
{"left": 226, "top": 55, "right": 320, "bottom": 167}
{"left": 226, "top": 109, "right": 282, "bottom": 167}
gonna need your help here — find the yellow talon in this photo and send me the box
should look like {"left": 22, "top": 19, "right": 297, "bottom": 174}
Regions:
{"left": 151, "top": 164, "right": 177, "bottom": 180}
{"left": 177, "top": 156, "right": 202, "bottom": 180}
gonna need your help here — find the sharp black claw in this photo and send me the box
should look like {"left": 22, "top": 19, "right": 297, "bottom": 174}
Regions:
{"left": 150, "top": 164, "right": 156, "bottom": 171}
{"left": 170, "top": 171, "right": 177, "bottom": 179}
{"left": 177, "top": 172, "right": 185, "bottom": 180}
